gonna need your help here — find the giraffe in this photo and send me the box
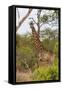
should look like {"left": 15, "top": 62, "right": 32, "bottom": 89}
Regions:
{"left": 29, "top": 21, "right": 55, "bottom": 66}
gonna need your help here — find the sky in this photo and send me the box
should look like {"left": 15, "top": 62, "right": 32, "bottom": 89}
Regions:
{"left": 16, "top": 8, "right": 58, "bottom": 35}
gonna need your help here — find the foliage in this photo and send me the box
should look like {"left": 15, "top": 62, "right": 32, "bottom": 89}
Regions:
{"left": 42, "top": 38, "right": 58, "bottom": 53}
{"left": 32, "top": 58, "right": 59, "bottom": 81}
{"left": 16, "top": 33, "right": 59, "bottom": 73}
{"left": 54, "top": 42, "right": 58, "bottom": 56}
{"left": 40, "top": 10, "right": 58, "bottom": 23}
{"left": 41, "top": 14, "right": 48, "bottom": 23}
{"left": 16, "top": 34, "right": 38, "bottom": 71}
{"left": 40, "top": 28, "right": 58, "bottom": 40}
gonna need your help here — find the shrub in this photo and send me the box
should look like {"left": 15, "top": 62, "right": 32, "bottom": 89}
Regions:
{"left": 16, "top": 34, "right": 38, "bottom": 71}
{"left": 32, "top": 64, "right": 59, "bottom": 81}
{"left": 42, "top": 39, "right": 58, "bottom": 52}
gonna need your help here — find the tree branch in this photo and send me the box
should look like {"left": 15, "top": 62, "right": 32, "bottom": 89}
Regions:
{"left": 40, "top": 19, "right": 56, "bottom": 27}
{"left": 16, "top": 9, "right": 32, "bottom": 31}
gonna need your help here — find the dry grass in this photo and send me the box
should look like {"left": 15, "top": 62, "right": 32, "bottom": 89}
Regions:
{"left": 16, "top": 70, "right": 32, "bottom": 82}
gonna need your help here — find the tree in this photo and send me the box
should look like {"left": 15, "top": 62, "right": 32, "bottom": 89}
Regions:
{"left": 29, "top": 9, "right": 58, "bottom": 38}
{"left": 37, "top": 9, "right": 41, "bottom": 37}
{"left": 40, "top": 28, "right": 58, "bottom": 40}
{"left": 16, "top": 8, "right": 32, "bottom": 31}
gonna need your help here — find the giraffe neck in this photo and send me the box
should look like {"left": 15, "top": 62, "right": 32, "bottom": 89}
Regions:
{"left": 31, "top": 27, "right": 43, "bottom": 53}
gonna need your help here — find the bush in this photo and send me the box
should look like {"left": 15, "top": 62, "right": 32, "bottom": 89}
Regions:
{"left": 32, "top": 63, "right": 59, "bottom": 81}
{"left": 16, "top": 34, "right": 59, "bottom": 79}
{"left": 42, "top": 39, "right": 58, "bottom": 52}
{"left": 16, "top": 34, "right": 38, "bottom": 71}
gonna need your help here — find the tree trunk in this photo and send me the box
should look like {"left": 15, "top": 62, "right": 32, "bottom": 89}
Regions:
{"left": 37, "top": 9, "right": 41, "bottom": 37}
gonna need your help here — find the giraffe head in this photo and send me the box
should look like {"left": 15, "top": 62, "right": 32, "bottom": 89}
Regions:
{"left": 29, "top": 21, "right": 34, "bottom": 28}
